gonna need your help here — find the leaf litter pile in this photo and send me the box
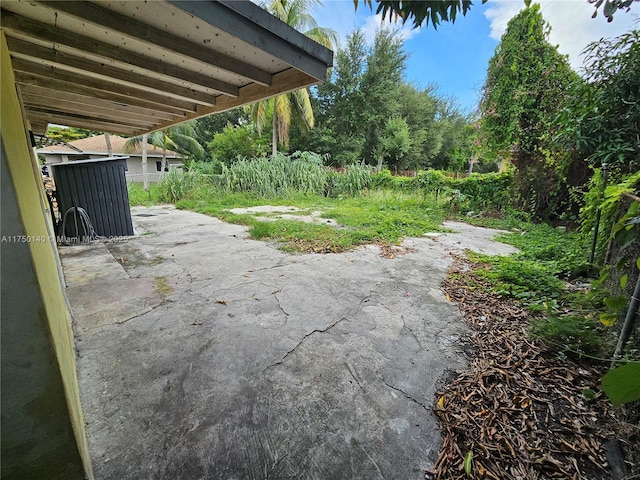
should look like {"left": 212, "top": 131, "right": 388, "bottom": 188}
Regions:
{"left": 428, "top": 255, "right": 629, "bottom": 480}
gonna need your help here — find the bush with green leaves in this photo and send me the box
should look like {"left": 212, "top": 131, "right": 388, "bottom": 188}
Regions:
{"left": 370, "top": 169, "right": 419, "bottom": 192}
{"left": 207, "top": 123, "right": 269, "bottom": 164}
{"left": 580, "top": 169, "right": 640, "bottom": 264}
{"left": 415, "top": 169, "right": 451, "bottom": 198}
{"left": 450, "top": 171, "right": 513, "bottom": 212}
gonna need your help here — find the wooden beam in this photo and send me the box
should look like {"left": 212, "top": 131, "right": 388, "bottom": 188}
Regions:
{"left": 15, "top": 72, "right": 190, "bottom": 117}
{"left": 6, "top": 36, "right": 217, "bottom": 106}
{"left": 26, "top": 110, "right": 145, "bottom": 136}
{"left": 171, "top": 1, "right": 333, "bottom": 81}
{"left": 20, "top": 84, "right": 177, "bottom": 122}
{"left": 0, "top": 10, "right": 240, "bottom": 97}
{"left": 30, "top": 121, "right": 48, "bottom": 136}
{"left": 21, "top": 93, "right": 161, "bottom": 127}
{"left": 11, "top": 58, "right": 199, "bottom": 112}
{"left": 40, "top": 0, "right": 273, "bottom": 87}
{"left": 137, "top": 68, "right": 319, "bottom": 135}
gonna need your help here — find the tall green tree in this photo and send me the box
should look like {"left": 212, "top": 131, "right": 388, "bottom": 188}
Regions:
{"left": 375, "top": 116, "right": 412, "bottom": 171}
{"left": 302, "top": 28, "right": 467, "bottom": 170}
{"left": 194, "top": 108, "right": 249, "bottom": 150}
{"left": 361, "top": 28, "right": 407, "bottom": 166}
{"left": 304, "top": 29, "right": 369, "bottom": 165}
{"left": 556, "top": 28, "right": 640, "bottom": 174}
{"left": 249, "top": 0, "right": 336, "bottom": 155}
{"left": 480, "top": 4, "right": 582, "bottom": 219}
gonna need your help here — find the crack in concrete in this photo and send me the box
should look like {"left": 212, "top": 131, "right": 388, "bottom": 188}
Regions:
{"left": 402, "top": 318, "right": 423, "bottom": 350}
{"left": 382, "top": 377, "right": 429, "bottom": 411}
{"left": 345, "top": 362, "right": 366, "bottom": 393}
{"left": 191, "top": 278, "right": 263, "bottom": 297}
{"left": 263, "top": 317, "right": 349, "bottom": 373}
{"left": 359, "top": 444, "right": 386, "bottom": 479}
{"left": 272, "top": 292, "right": 290, "bottom": 323}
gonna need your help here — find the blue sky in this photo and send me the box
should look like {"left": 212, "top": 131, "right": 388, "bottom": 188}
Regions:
{"left": 311, "top": 0, "right": 639, "bottom": 113}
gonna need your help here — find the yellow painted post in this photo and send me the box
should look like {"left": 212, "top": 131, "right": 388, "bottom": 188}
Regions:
{"left": 1, "top": 32, "right": 94, "bottom": 479}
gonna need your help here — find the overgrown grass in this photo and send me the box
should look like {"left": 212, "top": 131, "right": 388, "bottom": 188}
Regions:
{"left": 465, "top": 214, "right": 593, "bottom": 279}
{"left": 130, "top": 158, "right": 613, "bottom": 358}
{"left": 462, "top": 212, "right": 613, "bottom": 358}
{"left": 127, "top": 182, "right": 161, "bottom": 205}
{"left": 178, "top": 189, "right": 446, "bottom": 252}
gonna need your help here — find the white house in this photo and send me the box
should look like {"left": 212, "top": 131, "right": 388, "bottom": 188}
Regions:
{"left": 37, "top": 134, "right": 184, "bottom": 183}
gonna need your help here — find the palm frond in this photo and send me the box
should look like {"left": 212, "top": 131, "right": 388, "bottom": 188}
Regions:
{"left": 171, "top": 134, "right": 205, "bottom": 158}
{"left": 291, "top": 89, "right": 314, "bottom": 133}
{"left": 304, "top": 26, "right": 338, "bottom": 49}
{"left": 250, "top": 100, "right": 271, "bottom": 136}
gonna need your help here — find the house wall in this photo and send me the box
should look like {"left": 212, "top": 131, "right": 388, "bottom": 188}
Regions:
{"left": 0, "top": 33, "right": 93, "bottom": 480}
{"left": 45, "top": 153, "right": 183, "bottom": 183}
{"left": 126, "top": 156, "right": 183, "bottom": 183}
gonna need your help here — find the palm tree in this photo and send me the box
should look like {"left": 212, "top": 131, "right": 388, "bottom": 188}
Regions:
{"left": 124, "top": 121, "right": 204, "bottom": 177}
{"left": 249, "top": 0, "right": 336, "bottom": 156}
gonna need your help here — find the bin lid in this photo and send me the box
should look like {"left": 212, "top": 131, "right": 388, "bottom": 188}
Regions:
{"left": 51, "top": 156, "right": 130, "bottom": 167}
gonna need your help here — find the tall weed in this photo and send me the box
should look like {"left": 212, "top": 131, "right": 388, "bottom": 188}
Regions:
{"left": 219, "top": 152, "right": 329, "bottom": 197}
{"left": 156, "top": 169, "right": 208, "bottom": 203}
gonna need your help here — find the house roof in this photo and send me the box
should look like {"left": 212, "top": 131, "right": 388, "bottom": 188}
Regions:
{"left": 37, "top": 134, "right": 181, "bottom": 158}
{"left": 1, "top": 1, "right": 333, "bottom": 136}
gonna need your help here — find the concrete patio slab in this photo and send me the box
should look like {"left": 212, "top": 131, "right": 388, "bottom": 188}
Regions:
{"left": 61, "top": 205, "right": 516, "bottom": 480}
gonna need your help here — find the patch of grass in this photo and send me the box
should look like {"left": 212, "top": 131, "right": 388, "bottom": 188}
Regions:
{"left": 462, "top": 212, "right": 614, "bottom": 357}
{"left": 177, "top": 189, "right": 445, "bottom": 252}
{"left": 128, "top": 182, "right": 162, "bottom": 206}
{"left": 248, "top": 219, "right": 368, "bottom": 253}
{"left": 468, "top": 252, "right": 564, "bottom": 300}
{"left": 530, "top": 314, "right": 611, "bottom": 358}
{"left": 154, "top": 276, "right": 172, "bottom": 295}
{"left": 325, "top": 190, "right": 446, "bottom": 243}
{"left": 465, "top": 213, "right": 593, "bottom": 279}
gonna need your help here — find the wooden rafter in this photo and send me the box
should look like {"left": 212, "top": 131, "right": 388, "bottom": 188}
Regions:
{"left": 15, "top": 72, "right": 191, "bottom": 117}
{"left": 1, "top": 10, "right": 240, "bottom": 97}
{"left": 11, "top": 58, "right": 199, "bottom": 112}
{"left": 39, "top": 0, "right": 273, "bottom": 87}
{"left": 1, "top": 1, "right": 333, "bottom": 136}
{"left": 20, "top": 85, "right": 179, "bottom": 122}
{"left": 6, "top": 36, "right": 217, "bottom": 106}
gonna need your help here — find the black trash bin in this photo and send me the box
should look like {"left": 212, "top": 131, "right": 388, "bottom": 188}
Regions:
{"left": 52, "top": 156, "right": 134, "bottom": 238}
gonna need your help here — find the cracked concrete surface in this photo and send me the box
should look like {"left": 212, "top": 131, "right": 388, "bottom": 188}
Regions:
{"left": 61, "top": 205, "right": 516, "bottom": 480}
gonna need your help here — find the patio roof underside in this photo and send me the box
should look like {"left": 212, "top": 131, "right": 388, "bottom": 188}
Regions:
{"left": 1, "top": 0, "right": 333, "bottom": 136}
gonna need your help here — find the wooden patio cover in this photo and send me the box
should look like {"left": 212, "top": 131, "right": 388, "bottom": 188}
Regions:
{"left": 0, "top": 0, "right": 333, "bottom": 136}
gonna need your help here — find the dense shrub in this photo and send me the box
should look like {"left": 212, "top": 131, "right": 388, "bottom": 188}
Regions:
{"left": 451, "top": 171, "right": 513, "bottom": 211}
{"left": 207, "top": 123, "right": 269, "bottom": 164}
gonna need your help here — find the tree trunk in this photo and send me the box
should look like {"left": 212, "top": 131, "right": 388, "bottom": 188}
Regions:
{"left": 161, "top": 147, "right": 167, "bottom": 180}
{"left": 376, "top": 154, "right": 384, "bottom": 173}
{"left": 272, "top": 112, "right": 277, "bottom": 157}
{"left": 468, "top": 156, "right": 477, "bottom": 175}
{"left": 141, "top": 133, "right": 149, "bottom": 192}
{"left": 105, "top": 132, "right": 113, "bottom": 157}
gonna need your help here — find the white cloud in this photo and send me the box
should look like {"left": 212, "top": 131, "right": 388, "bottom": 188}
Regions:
{"left": 361, "top": 13, "right": 422, "bottom": 43}
{"left": 313, "top": 1, "right": 360, "bottom": 47}
{"left": 484, "top": 0, "right": 638, "bottom": 71}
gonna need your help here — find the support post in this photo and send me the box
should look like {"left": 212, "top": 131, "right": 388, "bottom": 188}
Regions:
{"left": 141, "top": 133, "right": 149, "bottom": 192}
